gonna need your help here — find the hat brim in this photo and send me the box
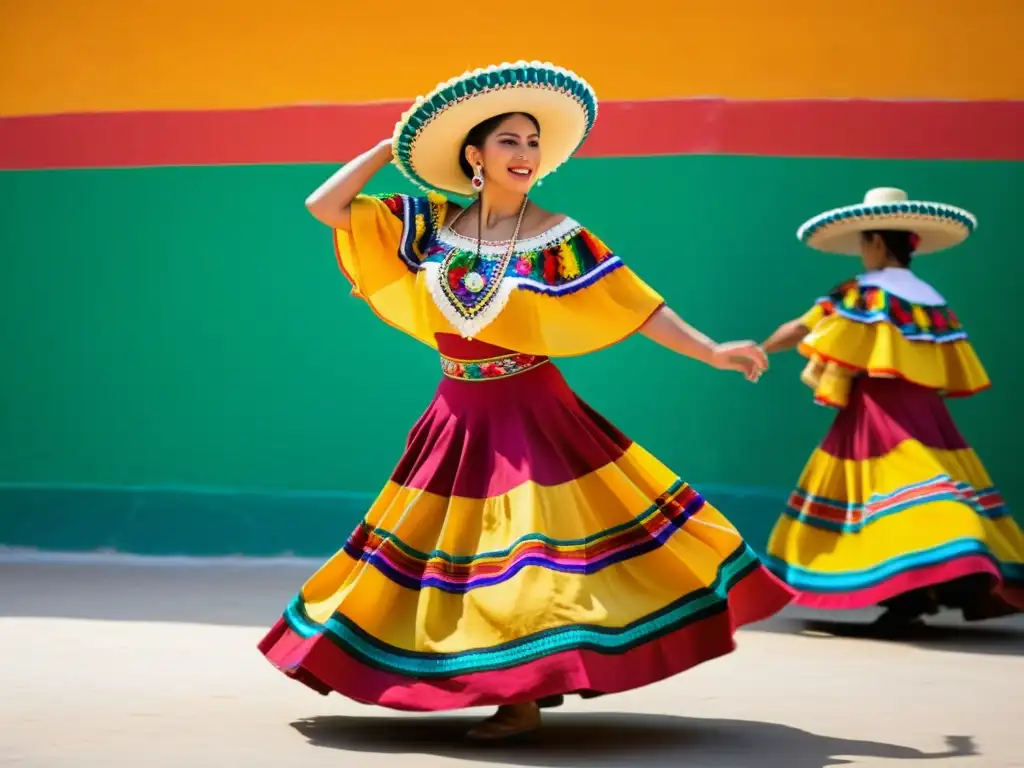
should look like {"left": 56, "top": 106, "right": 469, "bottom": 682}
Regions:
{"left": 392, "top": 62, "right": 597, "bottom": 197}
{"left": 797, "top": 200, "right": 977, "bottom": 255}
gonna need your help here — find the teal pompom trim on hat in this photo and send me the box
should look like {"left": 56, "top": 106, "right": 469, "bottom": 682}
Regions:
{"left": 798, "top": 201, "right": 977, "bottom": 244}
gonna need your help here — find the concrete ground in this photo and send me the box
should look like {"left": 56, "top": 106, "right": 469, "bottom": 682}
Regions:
{"left": 1, "top": 554, "right": 1021, "bottom": 768}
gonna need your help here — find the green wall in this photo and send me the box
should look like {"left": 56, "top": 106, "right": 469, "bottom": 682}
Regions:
{"left": 1, "top": 156, "right": 1020, "bottom": 556}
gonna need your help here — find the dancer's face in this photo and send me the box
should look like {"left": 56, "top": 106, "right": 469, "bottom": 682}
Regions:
{"left": 465, "top": 113, "right": 541, "bottom": 195}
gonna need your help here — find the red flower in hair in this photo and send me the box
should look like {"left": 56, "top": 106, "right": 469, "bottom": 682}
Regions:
{"left": 908, "top": 233, "right": 921, "bottom": 251}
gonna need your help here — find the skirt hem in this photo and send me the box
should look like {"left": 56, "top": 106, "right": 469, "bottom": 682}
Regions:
{"left": 780, "top": 553, "right": 1024, "bottom": 616}
{"left": 258, "top": 564, "right": 791, "bottom": 712}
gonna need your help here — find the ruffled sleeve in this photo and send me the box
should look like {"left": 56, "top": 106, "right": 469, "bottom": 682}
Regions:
{"left": 798, "top": 285, "right": 842, "bottom": 329}
{"left": 332, "top": 192, "right": 448, "bottom": 348}
{"left": 797, "top": 279, "right": 990, "bottom": 408}
{"left": 474, "top": 224, "right": 666, "bottom": 357}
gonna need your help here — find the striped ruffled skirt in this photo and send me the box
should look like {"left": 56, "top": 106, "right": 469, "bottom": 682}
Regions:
{"left": 766, "top": 376, "right": 1024, "bottom": 619}
{"left": 259, "top": 334, "right": 793, "bottom": 710}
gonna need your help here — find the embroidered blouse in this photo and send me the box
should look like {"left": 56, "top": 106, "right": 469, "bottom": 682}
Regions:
{"left": 332, "top": 191, "right": 665, "bottom": 357}
{"left": 796, "top": 267, "right": 989, "bottom": 408}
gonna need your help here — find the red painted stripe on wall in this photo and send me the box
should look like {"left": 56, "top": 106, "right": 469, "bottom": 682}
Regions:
{"left": 2, "top": 99, "right": 1022, "bottom": 170}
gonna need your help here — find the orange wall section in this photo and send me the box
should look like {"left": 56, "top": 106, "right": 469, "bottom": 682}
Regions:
{"left": 2, "top": 0, "right": 1023, "bottom": 116}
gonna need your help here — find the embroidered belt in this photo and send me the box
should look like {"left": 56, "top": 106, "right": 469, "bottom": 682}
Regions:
{"left": 440, "top": 352, "right": 549, "bottom": 381}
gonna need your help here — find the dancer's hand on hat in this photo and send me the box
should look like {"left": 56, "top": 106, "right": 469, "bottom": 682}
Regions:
{"left": 710, "top": 341, "right": 769, "bottom": 383}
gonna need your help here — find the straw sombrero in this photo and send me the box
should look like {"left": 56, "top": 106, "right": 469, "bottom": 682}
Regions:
{"left": 797, "top": 187, "right": 977, "bottom": 256}
{"left": 391, "top": 61, "right": 598, "bottom": 197}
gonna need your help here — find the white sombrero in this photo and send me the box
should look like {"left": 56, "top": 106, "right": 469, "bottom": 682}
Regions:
{"left": 797, "top": 187, "right": 977, "bottom": 256}
{"left": 391, "top": 61, "right": 598, "bottom": 197}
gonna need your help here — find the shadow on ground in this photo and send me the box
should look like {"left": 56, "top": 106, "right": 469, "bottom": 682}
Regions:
{"left": 290, "top": 712, "right": 976, "bottom": 767}
{"left": 2, "top": 561, "right": 1021, "bottom": 657}
{"left": 0, "top": 561, "right": 303, "bottom": 627}
{"left": 759, "top": 611, "right": 1024, "bottom": 658}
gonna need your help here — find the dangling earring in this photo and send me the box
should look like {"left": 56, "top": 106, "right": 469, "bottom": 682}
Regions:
{"left": 471, "top": 165, "right": 485, "bottom": 192}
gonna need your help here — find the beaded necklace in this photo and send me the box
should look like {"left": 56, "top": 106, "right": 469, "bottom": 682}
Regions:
{"left": 436, "top": 195, "right": 528, "bottom": 326}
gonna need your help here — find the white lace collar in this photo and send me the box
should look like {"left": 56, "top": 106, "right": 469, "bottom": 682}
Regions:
{"left": 438, "top": 216, "right": 581, "bottom": 255}
{"left": 857, "top": 267, "right": 946, "bottom": 306}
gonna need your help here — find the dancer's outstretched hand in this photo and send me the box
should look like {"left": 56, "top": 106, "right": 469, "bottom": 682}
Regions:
{"left": 710, "top": 341, "right": 769, "bottom": 382}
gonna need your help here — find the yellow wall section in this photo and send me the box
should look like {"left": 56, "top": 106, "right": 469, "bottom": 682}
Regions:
{"left": 1, "top": 0, "right": 1022, "bottom": 115}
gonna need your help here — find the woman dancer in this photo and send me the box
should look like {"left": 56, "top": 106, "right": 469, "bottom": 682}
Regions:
{"left": 260, "top": 61, "right": 793, "bottom": 741}
{"left": 762, "top": 187, "right": 1024, "bottom": 628}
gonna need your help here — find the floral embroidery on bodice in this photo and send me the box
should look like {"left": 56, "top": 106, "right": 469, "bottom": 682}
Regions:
{"left": 374, "top": 192, "right": 625, "bottom": 339}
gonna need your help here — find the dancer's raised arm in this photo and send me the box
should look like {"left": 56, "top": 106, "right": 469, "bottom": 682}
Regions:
{"left": 305, "top": 139, "right": 394, "bottom": 230}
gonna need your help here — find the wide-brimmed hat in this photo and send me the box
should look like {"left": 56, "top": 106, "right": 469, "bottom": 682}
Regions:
{"left": 391, "top": 61, "right": 598, "bottom": 197}
{"left": 796, "top": 187, "right": 977, "bottom": 256}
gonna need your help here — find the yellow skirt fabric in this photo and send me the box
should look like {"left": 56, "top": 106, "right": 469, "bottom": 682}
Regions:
{"left": 766, "top": 376, "right": 1024, "bottom": 617}
{"left": 260, "top": 346, "right": 793, "bottom": 711}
